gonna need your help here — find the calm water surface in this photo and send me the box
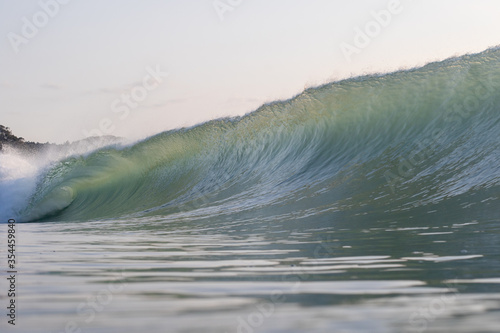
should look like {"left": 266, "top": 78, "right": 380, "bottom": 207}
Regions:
{"left": 2, "top": 214, "right": 500, "bottom": 333}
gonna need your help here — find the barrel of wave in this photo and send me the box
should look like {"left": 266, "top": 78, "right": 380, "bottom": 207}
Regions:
{"left": 20, "top": 186, "right": 76, "bottom": 222}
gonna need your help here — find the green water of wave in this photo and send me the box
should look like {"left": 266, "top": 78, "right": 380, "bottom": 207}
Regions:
{"left": 20, "top": 47, "right": 500, "bottom": 223}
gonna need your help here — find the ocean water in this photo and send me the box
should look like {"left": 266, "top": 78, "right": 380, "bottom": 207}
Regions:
{"left": 1, "top": 48, "right": 500, "bottom": 332}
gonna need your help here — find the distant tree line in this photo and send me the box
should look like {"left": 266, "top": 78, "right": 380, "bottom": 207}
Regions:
{"left": 0, "top": 125, "right": 50, "bottom": 153}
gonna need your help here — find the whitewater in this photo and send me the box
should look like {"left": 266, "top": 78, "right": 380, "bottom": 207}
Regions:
{"left": 0, "top": 48, "right": 499, "bottom": 332}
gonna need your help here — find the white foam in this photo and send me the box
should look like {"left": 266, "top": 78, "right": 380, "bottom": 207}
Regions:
{"left": 0, "top": 148, "right": 40, "bottom": 221}
{"left": 0, "top": 138, "right": 124, "bottom": 222}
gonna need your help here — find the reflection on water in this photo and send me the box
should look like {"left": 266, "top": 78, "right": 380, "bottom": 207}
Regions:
{"left": 2, "top": 215, "right": 500, "bottom": 333}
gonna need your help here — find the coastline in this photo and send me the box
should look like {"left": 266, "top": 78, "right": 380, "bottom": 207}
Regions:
{"left": 0, "top": 125, "right": 52, "bottom": 154}
{"left": 0, "top": 125, "right": 122, "bottom": 156}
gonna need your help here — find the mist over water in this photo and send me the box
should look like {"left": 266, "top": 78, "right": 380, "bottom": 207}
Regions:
{"left": 1, "top": 48, "right": 500, "bottom": 332}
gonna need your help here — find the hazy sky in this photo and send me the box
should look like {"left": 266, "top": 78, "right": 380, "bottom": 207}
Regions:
{"left": 1, "top": 0, "right": 499, "bottom": 143}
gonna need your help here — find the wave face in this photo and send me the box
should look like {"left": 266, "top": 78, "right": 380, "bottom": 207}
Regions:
{"left": 11, "top": 48, "right": 500, "bottom": 223}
